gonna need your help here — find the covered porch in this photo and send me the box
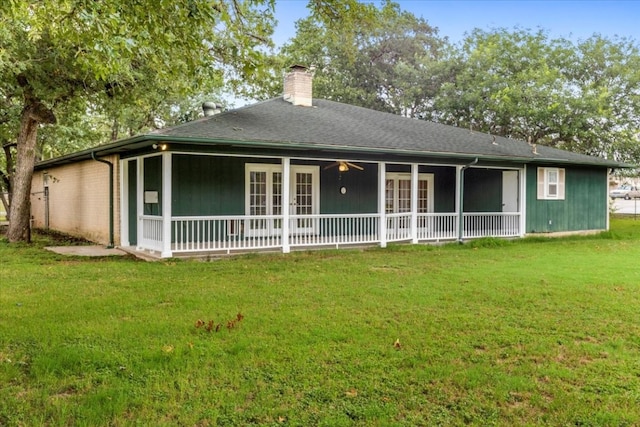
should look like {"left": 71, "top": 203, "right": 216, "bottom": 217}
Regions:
{"left": 121, "top": 152, "right": 525, "bottom": 258}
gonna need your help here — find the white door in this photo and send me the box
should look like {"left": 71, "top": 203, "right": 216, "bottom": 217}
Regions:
{"left": 290, "top": 166, "right": 319, "bottom": 234}
{"left": 246, "top": 164, "right": 283, "bottom": 236}
{"left": 386, "top": 173, "right": 434, "bottom": 234}
{"left": 386, "top": 175, "right": 412, "bottom": 233}
{"left": 502, "top": 171, "right": 519, "bottom": 212}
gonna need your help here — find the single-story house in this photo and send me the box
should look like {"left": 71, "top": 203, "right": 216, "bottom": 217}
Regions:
{"left": 31, "top": 66, "right": 627, "bottom": 258}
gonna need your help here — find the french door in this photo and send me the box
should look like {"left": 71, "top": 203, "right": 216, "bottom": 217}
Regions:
{"left": 385, "top": 173, "right": 434, "bottom": 233}
{"left": 289, "top": 166, "right": 319, "bottom": 234}
{"left": 246, "top": 164, "right": 283, "bottom": 236}
{"left": 245, "top": 164, "right": 318, "bottom": 236}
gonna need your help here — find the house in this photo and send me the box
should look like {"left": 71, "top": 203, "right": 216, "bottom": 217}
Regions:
{"left": 30, "top": 66, "right": 627, "bottom": 258}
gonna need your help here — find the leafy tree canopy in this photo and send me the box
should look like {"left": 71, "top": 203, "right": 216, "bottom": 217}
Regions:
{"left": 0, "top": 0, "right": 276, "bottom": 241}
{"left": 278, "top": 0, "right": 451, "bottom": 117}
{"left": 433, "top": 28, "right": 640, "bottom": 165}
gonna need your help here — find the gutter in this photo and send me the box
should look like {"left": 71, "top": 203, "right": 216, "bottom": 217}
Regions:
{"left": 91, "top": 151, "right": 115, "bottom": 248}
{"left": 458, "top": 157, "right": 479, "bottom": 243}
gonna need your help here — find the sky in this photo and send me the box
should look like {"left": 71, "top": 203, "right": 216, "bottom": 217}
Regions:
{"left": 272, "top": 0, "right": 640, "bottom": 46}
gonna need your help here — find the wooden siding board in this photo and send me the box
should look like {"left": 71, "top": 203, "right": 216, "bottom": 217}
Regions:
{"left": 320, "top": 163, "right": 378, "bottom": 214}
{"left": 424, "top": 166, "right": 456, "bottom": 212}
{"left": 526, "top": 166, "right": 607, "bottom": 232}
{"left": 172, "top": 155, "right": 245, "bottom": 216}
{"left": 143, "top": 156, "right": 162, "bottom": 215}
{"left": 170, "top": 155, "right": 461, "bottom": 217}
{"left": 464, "top": 169, "right": 502, "bottom": 212}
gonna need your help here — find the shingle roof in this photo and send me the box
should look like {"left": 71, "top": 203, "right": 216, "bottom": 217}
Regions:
{"left": 36, "top": 96, "right": 631, "bottom": 169}
{"left": 151, "top": 97, "right": 626, "bottom": 167}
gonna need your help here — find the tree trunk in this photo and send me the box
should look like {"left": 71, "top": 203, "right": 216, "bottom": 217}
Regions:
{"left": 6, "top": 101, "right": 55, "bottom": 242}
{"left": 1, "top": 143, "right": 16, "bottom": 222}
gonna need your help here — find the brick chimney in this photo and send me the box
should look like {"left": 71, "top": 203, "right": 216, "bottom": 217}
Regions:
{"left": 283, "top": 65, "right": 313, "bottom": 107}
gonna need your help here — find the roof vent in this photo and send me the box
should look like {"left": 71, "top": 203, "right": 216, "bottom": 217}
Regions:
{"left": 283, "top": 65, "right": 313, "bottom": 107}
{"left": 202, "top": 102, "right": 221, "bottom": 117}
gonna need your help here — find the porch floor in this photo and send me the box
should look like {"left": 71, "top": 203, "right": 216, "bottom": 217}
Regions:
{"left": 122, "top": 237, "right": 461, "bottom": 261}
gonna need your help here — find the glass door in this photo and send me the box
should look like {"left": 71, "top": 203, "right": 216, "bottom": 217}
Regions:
{"left": 246, "top": 164, "right": 282, "bottom": 236}
{"left": 386, "top": 172, "right": 434, "bottom": 234}
{"left": 290, "top": 166, "right": 319, "bottom": 234}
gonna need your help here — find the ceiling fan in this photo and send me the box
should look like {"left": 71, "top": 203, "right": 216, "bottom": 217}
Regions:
{"left": 323, "top": 161, "right": 364, "bottom": 172}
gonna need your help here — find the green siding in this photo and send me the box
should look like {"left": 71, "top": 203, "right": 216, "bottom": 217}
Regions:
{"left": 464, "top": 169, "right": 502, "bottom": 212}
{"left": 321, "top": 164, "right": 458, "bottom": 214}
{"left": 526, "top": 166, "right": 607, "bottom": 232}
{"left": 170, "top": 155, "right": 460, "bottom": 216}
{"left": 172, "top": 155, "right": 246, "bottom": 215}
{"left": 424, "top": 166, "right": 456, "bottom": 212}
{"left": 320, "top": 164, "right": 378, "bottom": 214}
{"left": 143, "top": 156, "right": 162, "bottom": 215}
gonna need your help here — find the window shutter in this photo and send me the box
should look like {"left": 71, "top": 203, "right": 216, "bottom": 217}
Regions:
{"left": 537, "top": 168, "right": 545, "bottom": 199}
{"left": 558, "top": 168, "right": 565, "bottom": 200}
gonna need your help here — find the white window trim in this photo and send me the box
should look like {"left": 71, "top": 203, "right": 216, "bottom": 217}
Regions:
{"left": 245, "top": 163, "right": 282, "bottom": 215}
{"left": 385, "top": 172, "right": 435, "bottom": 213}
{"left": 245, "top": 163, "right": 320, "bottom": 236}
{"left": 245, "top": 163, "right": 283, "bottom": 237}
{"left": 537, "top": 167, "right": 565, "bottom": 200}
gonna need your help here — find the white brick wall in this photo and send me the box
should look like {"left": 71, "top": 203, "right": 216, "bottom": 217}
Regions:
{"left": 30, "top": 155, "right": 121, "bottom": 245}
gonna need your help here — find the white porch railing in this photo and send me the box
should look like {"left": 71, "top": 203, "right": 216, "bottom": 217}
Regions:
{"left": 289, "top": 213, "right": 380, "bottom": 247}
{"left": 172, "top": 215, "right": 282, "bottom": 253}
{"left": 139, "top": 215, "right": 164, "bottom": 252}
{"left": 417, "top": 213, "right": 459, "bottom": 241}
{"left": 462, "top": 212, "right": 521, "bottom": 238}
{"left": 139, "top": 212, "right": 521, "bottom": 256}
{"left": 386, "top": 213, "right": 412, "bottom": 242}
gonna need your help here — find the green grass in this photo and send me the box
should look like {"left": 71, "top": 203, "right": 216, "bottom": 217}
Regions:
{"left": 1, "top": 218, "right": 640, "bottom": 426}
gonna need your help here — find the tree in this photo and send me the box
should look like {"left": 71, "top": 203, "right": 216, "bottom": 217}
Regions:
{"left": 0, "top": 0, "right": 276, "bottom": 242}
{"left": 434, "top": 29, "right": 640, "bottom": 165}
{"left": 278, "top": 0, "right": 451, "bottom": 117}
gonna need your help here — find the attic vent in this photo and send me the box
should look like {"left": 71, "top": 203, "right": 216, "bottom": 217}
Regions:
{"left": 283, "top": 65, "right": 313, "bottom": 107}
{"left": 202, "top": 102, "right": 221, "bottom": 117}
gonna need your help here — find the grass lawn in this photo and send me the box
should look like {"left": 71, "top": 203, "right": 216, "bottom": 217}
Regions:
{"left": 1, "top": 218, "right": 639, "bottom": 426}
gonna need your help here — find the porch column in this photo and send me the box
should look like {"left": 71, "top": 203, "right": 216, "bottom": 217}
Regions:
{"left": 457, "top": 158, "right": 478, "bottom": 242}
{"left": 605, "top": 168, "right": 611, "bottom": 232}
{"left": 378, "top": 162, "right": 387, "bottom": 248}
{"left": 136, "top": 158, "right": 144, "bottom": 251}
{"left": 455, "top": 165, "right": 462, "bottom": 241}
{"left": 161, "top": 152, "right": 173, "bottom": 258}
{"left": 520, "top": 166, "right": 527, "bottom": 237}
{"left": 411, "top": 163, "right": 419, "bottom": 243}
{"left": 282, "top": 157, "right": 291, "bottom": 253}
{"left": 120, "top": 159, "right": 129, "bottom": 247}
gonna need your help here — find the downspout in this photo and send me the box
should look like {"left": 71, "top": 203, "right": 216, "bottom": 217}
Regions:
{"left": 458, "top": 158, "right": 479, "bottom": 243}
{"left": 91, "top": 151, "right": 114, "bottom": 248}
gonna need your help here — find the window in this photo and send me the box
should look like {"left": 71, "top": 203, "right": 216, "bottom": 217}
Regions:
{"left": 537, "top": 167, "right": 565, "bottom": 200}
